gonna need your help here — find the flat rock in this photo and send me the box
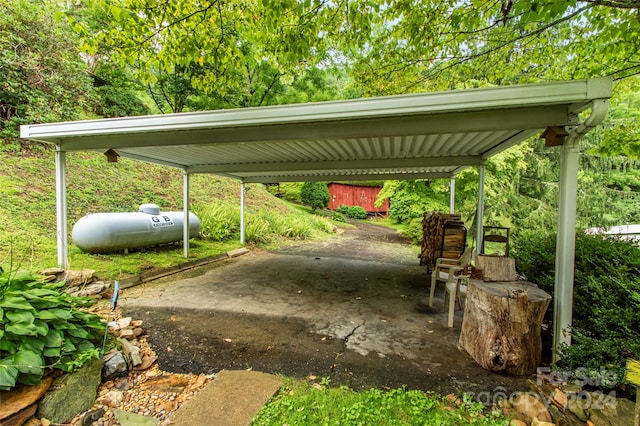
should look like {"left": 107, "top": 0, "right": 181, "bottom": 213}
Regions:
{"left": 99, "top": 390, "right": 124, "bottom": 408}
{"left": 139, "top": 375, "right": 190, "bottom": 394}
{"left": 588, "top": 396, "right": 635, "bottom": 426}
{"left": 0, "top": 403, "right": 37, "bottom": 426}
{"left": 114, "top": 409, "right": 159, "bottom": 426}
{"left": 119, "top": 328, "right": 135, "bottom": 339}
{"left": 103, "top": 351, "right": 128, "bottom": 381}
{"left": 0, "top": 377, "right": 52, "bottom": 420}
{"left": 227, "top": 248, "right": 250, "bottom": 258}
{"left": 117, "top": 317, "right": 132, "bottom": 328}
{"left": 37, "top": 358, "right": 103, "bottom": 424}
{"left": 77, "top": 282, "right": 105, "bottom": 296}
{"left": 511, "top": 393, "right": 553, "bottom": 423}
{"left": 119, "top": 338, "right": 142, "bottom": 366}
{"left": 169, "top": 370, "right": 283, "bottom": 426}
{"left": 133, "top": 355, "right": 157, "bottom": 371}
{"left": 41, "top": 267, "right": 64, "bottom": 275}
{"left": 81, "top": 408, "right": 105, "bottom": 426}
{"left": 64, "top": 269, "right": 96, "bottom": 286}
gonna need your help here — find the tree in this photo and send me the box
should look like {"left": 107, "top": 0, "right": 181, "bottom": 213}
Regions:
{"left": 300, "top": 182, "right": 329, "bottom": 211}
{"left": 348, "top": 1, "right": 640, "bottom": 94}
{"left": 0, "top": 0, "right": 94, "bottom": 151}
{"left": 92, "top": 64, "right": 151, "bottom": 117}
{"left": 79, "top": 1, "right": 335, "bottom": 94}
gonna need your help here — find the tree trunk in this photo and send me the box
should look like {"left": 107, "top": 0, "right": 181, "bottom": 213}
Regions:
{"left": 458, "top": 280, "right": 551, "bottom": 375}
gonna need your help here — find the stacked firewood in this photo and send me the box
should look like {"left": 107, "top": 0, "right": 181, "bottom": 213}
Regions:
{"left": 419, "top": 212, "right": 466, "bottom": 269}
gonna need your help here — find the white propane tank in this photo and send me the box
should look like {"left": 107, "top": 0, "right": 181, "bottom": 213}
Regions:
{"left": 71, "top": 204, "right": 200, "bottom": 253}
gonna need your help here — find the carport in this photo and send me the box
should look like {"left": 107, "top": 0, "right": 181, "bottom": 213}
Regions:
{"left": 20, "top": 77, "right": 612, "bottom": 358}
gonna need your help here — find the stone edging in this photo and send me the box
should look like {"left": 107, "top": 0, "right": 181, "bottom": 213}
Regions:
{"left": 118, "top": 247, "right": 250, "bottom": 290}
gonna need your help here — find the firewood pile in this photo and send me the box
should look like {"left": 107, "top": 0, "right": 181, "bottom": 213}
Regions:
{"left": 419, "top": 212, "right": 466, "bottom": 269}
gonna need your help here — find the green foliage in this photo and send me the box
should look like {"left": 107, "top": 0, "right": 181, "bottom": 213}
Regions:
{"left": 0, "top": 0, "right": 94, "bottom": 149}
{"left": 194, "top": 204, "right": 240, "bottom": 241}
{"left": 402, "top": 217, "right": 424, "bottom": 245}
{"left": 93, "top": 86, "right": 150, "bottom": 118}
{"left": 300, "top": 182, "right": 330, "bottom": 211}
{"left": 512, "top": 232, "right": 640, "bottom": 385}
{"left": 336, "top": 205, "right": 368, "bottom": 220}
{"left": 348, "top": 1, "right": 640, "bottom": 95}
{"left": 253, "top": 379, "right": 507, "bottom": 425}
{"left": 277, "top": 183, "right": 304, "bottom": 203}
{"left": 195, "top": 201, "right": 335, "bottom": 246}
{"left": 377, "top": 180, "right": 449, "bottom": 224}
{"left": 0, "top": 269, "right": 104, "bottom": 390}
{"left": 79, "top": 0, "right": 338, "bottom": 99}
{"left": 332, "top": 212, "right": 346, "bottom": 223}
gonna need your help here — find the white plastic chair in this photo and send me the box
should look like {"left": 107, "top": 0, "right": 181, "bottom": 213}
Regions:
{"left": 428, "top": 247, "right": 473, "bottom": 327}
{"left": 443, "top": 267, "right": 470, "bottom": 328}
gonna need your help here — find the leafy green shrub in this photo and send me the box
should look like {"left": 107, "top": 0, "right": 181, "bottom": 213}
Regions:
{"left": 376, "top": 180, "right": 449, "bottom": 224}
{"left": 300, "top": 182, "right": 329, "bottom": 211}
{"left": 0, "top": 268, "right": 104, "bottom": 390}
{"left": 512, "top": 231, "right": 640, "bottom": 385}
{"left": 403, "top": 217, "right": 424, "bottom": 245}
{"left": 335, "top": 205, "right": 368, "bottom": 219}
{"left": 332, "top": 211, "right": 346, "bottom": 222}
{"left": 194, "top": 203, "right": 240, "bottom": 241}
{"left": 94, "top": 86, "right": 150, "bottom": 118}
{"left": 277, "top": 182, "right": 304, "bottom": 203}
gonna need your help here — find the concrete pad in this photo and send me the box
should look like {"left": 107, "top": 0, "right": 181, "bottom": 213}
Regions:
{"left": 169, "top": 370, "right": 282, "bottom": 426}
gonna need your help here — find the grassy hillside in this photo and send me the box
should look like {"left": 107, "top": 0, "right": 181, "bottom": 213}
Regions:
{"left": 0, "top": 150, "right": 336, "bottom": 278}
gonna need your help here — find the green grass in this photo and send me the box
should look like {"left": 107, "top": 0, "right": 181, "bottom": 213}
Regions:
{"left": 0, "top": 150, "right": 337, "bottom": 279}
{"left": 64, "top": 240, "right": 241, "bottom": 279}
{"left": 253, "top": 378, "right": 508, "bottom": 426}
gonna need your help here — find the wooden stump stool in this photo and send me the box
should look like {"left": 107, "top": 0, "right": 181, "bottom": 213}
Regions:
{"left": 458, "top": 280, "right": 551, "bottom": 376}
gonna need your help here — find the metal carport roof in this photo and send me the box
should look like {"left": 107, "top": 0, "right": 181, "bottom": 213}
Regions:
{"left": 21, "top": 77, "right": 613, "bottom": 359}
{"left": 21, "top": 78, "right": 611, "bottom": 183}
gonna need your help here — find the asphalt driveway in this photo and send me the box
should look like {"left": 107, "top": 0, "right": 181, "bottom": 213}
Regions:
{"left": 120, "top": 222, "right": 529, "bottom": 396}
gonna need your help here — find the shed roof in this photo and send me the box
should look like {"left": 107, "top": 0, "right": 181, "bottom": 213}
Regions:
{"left": 20, "top": 78, "right": 612, "bottom": 183}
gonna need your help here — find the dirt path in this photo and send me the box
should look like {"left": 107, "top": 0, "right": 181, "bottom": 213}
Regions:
{"left": 120, "top": 222, "right": 529, "bottom": 397}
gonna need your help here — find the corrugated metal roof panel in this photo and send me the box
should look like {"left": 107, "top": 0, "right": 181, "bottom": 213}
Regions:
{"left": 21, "top": 78, "right": 612, "bottom": 183}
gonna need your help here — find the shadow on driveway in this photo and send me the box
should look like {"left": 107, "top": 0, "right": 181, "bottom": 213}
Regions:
{"left": 120, "top": 222, "right": 529, "bottom": 397}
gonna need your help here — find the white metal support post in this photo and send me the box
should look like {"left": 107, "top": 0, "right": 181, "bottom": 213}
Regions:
{"left": 449, "top": 176, "right": 456, "bottom": 214}
{"left": 183, "top": 170, "right": 190, "bottom": 258}
{"left": 552, "top": 98, "right": 609, "bottom": 362}
{"left": 240, "top": 181, "right": 246, "bottom": 245}
{"left": 55, "top": 148, "right": 68, "bottom": 269}
{"left": 553, "top": 141, "right": 579, "bottom": 361}
{"left": 476, "top": 164, "right": 486, "bottom": 250}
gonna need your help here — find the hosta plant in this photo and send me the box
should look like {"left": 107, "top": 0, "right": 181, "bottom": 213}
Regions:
{"left": 0, "top": 267, "right": 104, "bottom": 390}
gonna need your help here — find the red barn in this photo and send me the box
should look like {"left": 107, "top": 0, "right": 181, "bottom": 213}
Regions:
{"left": 327, "top": 183, "right": 389, "bottom": 216}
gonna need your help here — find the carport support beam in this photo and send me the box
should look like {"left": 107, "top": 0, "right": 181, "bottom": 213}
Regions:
{"left": 553, "top": 142, "right": 579, "bottom": 362}
{"left": 183, "top": 170, "right": 190, "bottom": 258}
{"left": 476, "top": 164, "right": 486, "bottom": 251}
{"left": 240, "top": 181, "right": 246, "bottom": 245}
{"left": 552, "top": 99, "right": 609, "bottom": 363}
{"left": 55, "top": 148, "right": 69, "bottom": 269}
{"left": 449, "top": 176, "right": 456, "bottom": 214}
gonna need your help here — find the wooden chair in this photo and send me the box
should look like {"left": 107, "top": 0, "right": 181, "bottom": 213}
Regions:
{"left": 428, "top": 246, "right": 473, "bottom": 310}
{"left": 481, "top": 226, "right": 510, "bottom": 257}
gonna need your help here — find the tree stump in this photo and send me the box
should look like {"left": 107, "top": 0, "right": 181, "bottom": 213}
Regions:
{"left": 475, "top": 255, "right": 517, "bottom": 282}
{"left": 458, "top": 280, "right": 551, "bottom": 375}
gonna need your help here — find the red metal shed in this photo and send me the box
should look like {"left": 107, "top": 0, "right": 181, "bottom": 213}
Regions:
{"left": 328, "top": 183, "right": 389, "bottom": 216}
